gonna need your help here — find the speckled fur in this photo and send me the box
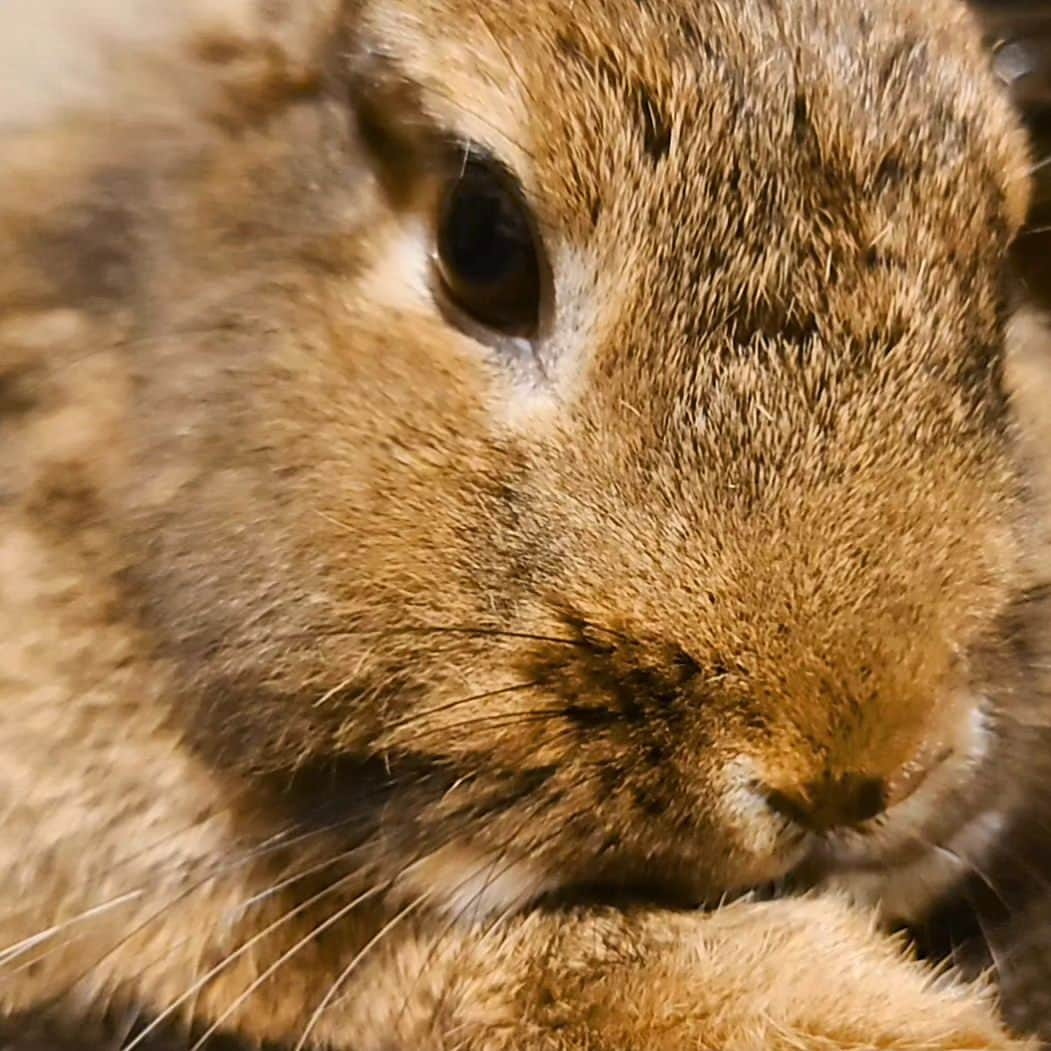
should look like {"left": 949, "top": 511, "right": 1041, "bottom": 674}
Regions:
{"left": 0, "top": 0, "right": 1046, "bottom": 1047}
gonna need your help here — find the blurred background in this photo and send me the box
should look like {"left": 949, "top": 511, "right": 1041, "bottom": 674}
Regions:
{"left": 972, "top": 1, "right": 1051, "bottom": 310}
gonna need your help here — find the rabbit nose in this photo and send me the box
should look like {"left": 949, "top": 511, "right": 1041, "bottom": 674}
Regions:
{"left": 760, "top": 737, "right": 952, "bottom": 833}
{"left": 763, "top": 773, "right": 889, "bottom": 833}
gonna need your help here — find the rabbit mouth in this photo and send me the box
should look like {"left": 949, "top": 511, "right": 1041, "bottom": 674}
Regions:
{"left": 784, "top": 756, "right": 1007, "bottom": 923}
{"left": 791, "top": 805, "right": 1009, "bottom": 926}
{"left": 767, "top": 701, "right": 1007, "bottom": 916}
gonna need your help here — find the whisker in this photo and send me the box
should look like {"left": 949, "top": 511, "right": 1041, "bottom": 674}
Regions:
{"left": 908, "top": 837, "right": 1015, "bottom": 918}
{"left": 234, "top": 846, "right": 368, "bottom": 916}
{"left": 964, "top": 885, "right": 1011, "bottom": 985}
{"left": 0, "top": 890, "right": 144, "bottom": 967}
{"left": 206, "top": 624, "right": 584, "bottom": 654}
{"left": 291, "top": 894, "right": 427, "bottom": 1051}
{"left": 0, "top": 804, "right": 273, "bottom": 940}
{"left": 572, "top": 617, "right": 631, "bottom": 646}
{"left": 473, "top": 8, "right": 541, "bottom": 115}
{"left": 366, "top": 624, "right": 582, "bottom": 648}
{"left": 22, "top": 812, "right": 378, "bottom": 997}
{"left": 381, "top": 680, "right": 547, "bottom": 734}
{"left": 1028, "top": 154, "right": 1051, "bottom": 176}
{"left": 95, "top": 849, "right": 377, "bottom": 1030}
{"left": 403, "top": 84, "right": 537, "bottom": 162}
{"left": 183, "top": 872, "right": 412, "bottom": 1051}
{"left": 184, "top": 942, "right": 210, "bottom": 1051}
{"left": 385, "top": 709, "right": 572, "bottom": 750}
{"left": 118, "top": 766, "right": 553, "bottom": 1040}
{"left": 0, "top": 820, "right": 350, "bottom": 983}
{"left": 119, "top": 851, "right": 372, "bottom": 1051}
{"left": 0, "top": 796, "right": 248, "bottom": 933}
{"left": 929, "top": 843, "right": 1012, "bottom": 913}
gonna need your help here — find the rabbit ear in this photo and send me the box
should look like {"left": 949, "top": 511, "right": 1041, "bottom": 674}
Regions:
{"left": 0, "top": 0, "right": 345, "bottom": 132}
{"left": 189, "top": 1, "right": 442, "bottom": 177}
{"left": 178, "top": 0, "right": 343, "bottom": 123}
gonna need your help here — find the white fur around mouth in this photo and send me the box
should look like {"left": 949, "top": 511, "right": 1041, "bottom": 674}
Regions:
{"left": 394, "top": 843, "right": 555, "bottom": 923}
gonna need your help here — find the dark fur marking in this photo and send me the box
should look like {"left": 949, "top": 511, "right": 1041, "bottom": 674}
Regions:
{"left": 880, "top": 36, "right": 929, "bottom": 86}
{"left": 25, "top": 169, "right": 142, "bottom": 309}
{"left": 636, "top": 84, "right": 672, "bottom": 162}
{"left": 588, "top": 196, "right": 603, "bottom": 228}
{"left": 194, "top": 35, "right": 245, "bottom": 65}
{"left": 563, "top": 704, "right": 621, "bottom": 728}
{"left": 0, "top": 359, "right": 45, "bottom": 417}
{"left": 24, "top": 462, "right": 105, "bottom": 540}
{"left": 874, "top": 153, "right": 907, "bottom": 189}
{"left": 633, "top": 786, "right": 668, "bottom": 817}
{"left": 525, "top": 621, "right": 701, "bottom": 735}
{"left": 725, "top": 304, "right": 821, "bottom": 351}
{"left": 674, "top": 13, "right": 715, "bottom": 57}
{"left": 791, "top": 92, "right": 811, "bottom": 145}
{"left": 554, "top": 29, "right": 585, "bottom": 64}
{"left": 551, "top": 34, "right": 672, "bottom": 164}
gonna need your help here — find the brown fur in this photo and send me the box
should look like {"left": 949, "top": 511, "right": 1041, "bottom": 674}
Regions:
{"left": 0, "top": 0, "right": 1046, "bottom": 1046}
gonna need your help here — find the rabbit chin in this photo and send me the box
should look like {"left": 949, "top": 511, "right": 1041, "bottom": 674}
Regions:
{"left": 813, "top": 806, "right": 1007, "bottom": 924}
{"left": 799, "top": 706, "right": 1000, "bottom": 923}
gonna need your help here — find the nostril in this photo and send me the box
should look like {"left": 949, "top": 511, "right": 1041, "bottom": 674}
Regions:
{"left": 843, "top": 775, "right": 887, "bottom": 824}
{"left": 764, "top": 773, "right": 888, "bottom": 833}
{"left": 763, "top": 787, "right": 812, "bottom": 828}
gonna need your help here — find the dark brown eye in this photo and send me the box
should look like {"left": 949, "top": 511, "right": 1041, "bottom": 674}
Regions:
{"left": 434, "top": 155, "right": 541, "bottom": 340}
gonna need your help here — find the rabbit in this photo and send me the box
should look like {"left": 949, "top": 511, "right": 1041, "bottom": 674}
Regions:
{"left": 0, "top": 0, "right": 1045, "bottom": 1047}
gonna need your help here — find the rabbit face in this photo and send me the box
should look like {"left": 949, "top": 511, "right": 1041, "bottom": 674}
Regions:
{"left": 42, "top": 0, "right": 1034, "bottom": 913}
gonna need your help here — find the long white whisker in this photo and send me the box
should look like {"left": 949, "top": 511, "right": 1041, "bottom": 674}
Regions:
{"left": 1029, "top": 154, "right": 1051, "bottom": 176}
{"left": 0, "top": 890, "right": 144, "bottom": 967}
{"left": 0, "top": 818, "right": 345, "bottom": 977}
{"left": 963, "top": 887, "right": 1010, "bottom": 985}
{"left": 927, "top": 841, "right": 1012, "bottom": 915}
{"left": 185, "top": 879, "right": 395, "bottom": 1051}
{"left": 395, "top": 795, "right": 578, "bottom": 1037}
{"left": 235, "top": 847, "right": 366, "bottom": 916}
{"left": 291, "top": 896, "right": 427, "bottom": 1051}
{"left": 120, "top": 858, "right": 370, "bottom": 1051}
{"left": 18, "top": 817, "right": 368, "bottom": 999}
{"left": 381, "top": 680, "right": 547, "bottom": 735}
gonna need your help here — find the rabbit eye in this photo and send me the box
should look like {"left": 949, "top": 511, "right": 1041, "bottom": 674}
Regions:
{"left": 433, "top": 155, "right": 541, "bottom": 341}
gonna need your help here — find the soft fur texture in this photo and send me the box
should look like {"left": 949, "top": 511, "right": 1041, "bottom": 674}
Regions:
{"left": 0, "top": 0, "right": 1048, "bottom": 1047}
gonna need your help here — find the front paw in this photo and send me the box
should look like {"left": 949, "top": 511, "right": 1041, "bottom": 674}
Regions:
{"left": 352, "top": 897, "right": 1032, "bottom": 1051}
{"left": 516, "top": 898, "right": 1031, "bottom": 1051}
